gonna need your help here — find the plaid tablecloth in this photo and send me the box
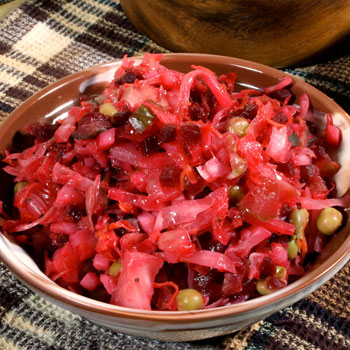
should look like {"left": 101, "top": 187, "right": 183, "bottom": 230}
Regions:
{"left": 0, "top": 1, "right": 350, "bottom": 349}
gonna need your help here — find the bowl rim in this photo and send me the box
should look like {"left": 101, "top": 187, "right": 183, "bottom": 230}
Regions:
{"left": 1, "top": 52, "right": 350, "bottom": 323}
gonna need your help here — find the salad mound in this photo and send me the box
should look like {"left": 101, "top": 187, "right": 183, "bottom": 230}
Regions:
{"left": 1, "top": 53, "right": 348, "bottom": 311}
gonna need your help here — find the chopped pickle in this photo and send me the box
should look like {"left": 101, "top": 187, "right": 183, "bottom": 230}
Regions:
{"left": 109, "top": 260, "right": 123, "bottom": 276}
{"left": 95, "top": 94, "right": 106, "bottom": 105}
{"left": 128, "top": 105, "right": 155, "bottom": 133}
{"left": 14, "top": 181, "right": 28, "bottom": 193}
{"left": 99, "top": 102, "right": 118, "bottom": 117}
{"left": 288, "top": 132, "right": 301, "bottom": 146}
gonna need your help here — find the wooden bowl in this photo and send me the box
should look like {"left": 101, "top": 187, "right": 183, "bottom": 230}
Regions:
{"left": 0, "top": 54, "right": 350, "bottom": 341}
{"left": 121, "top": 0, "right": 350, "bottom": 67}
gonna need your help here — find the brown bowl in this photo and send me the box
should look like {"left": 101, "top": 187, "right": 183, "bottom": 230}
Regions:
{"left": 120, "top": 0, "right": 350, "bottom": 67}
{"left": 0, "top": 54, "right": 350, "bottom": 341}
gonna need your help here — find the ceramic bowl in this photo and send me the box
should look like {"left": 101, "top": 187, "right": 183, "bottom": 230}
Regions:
{"left": 120, "top": 0, "right": 350, "bottom": 67}
{"left": 0, "top": 54, "right": 350, "bottom": 342}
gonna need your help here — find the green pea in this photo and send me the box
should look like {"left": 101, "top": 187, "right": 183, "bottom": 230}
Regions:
{"left": 256, "top": 278, "right": 273, "bottom": 296}
{"left": 288, "top": 209, "right": 309, "bottom": 239}
{"left": 257, "top": 266, "right": 287, "bottom": 295}
{"left": 275, "top": 265, "right": 287, "bottom": 280}
{"left": 229, "top": 185, "right": 244, "bottom": 203}
{"left": 287, "top": 239, "right": 299, "bottom": 260}
{"left": 176, "top": 289, "right": 203, "bottom": 311}
{"left": 226, "top": 117, "right": 249, "bottom": 137}
{"left": 227, "top": 153, "right": 248, "bottom": 180}
{"left": 225, "top": 134, "right": 237, "bottom": 152}
{"left": 109, "top": 260, "right": 122, "bottom": 276}
{"left": 14, "top": 181, "right": 28, "bottom": 193}
{"left": 317, "top": 207, "right": 343, "bottom": 235}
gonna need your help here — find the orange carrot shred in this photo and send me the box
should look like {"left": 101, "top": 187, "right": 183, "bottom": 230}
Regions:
{"left": 153, "top": 281, "right": 179, "bottom": 309}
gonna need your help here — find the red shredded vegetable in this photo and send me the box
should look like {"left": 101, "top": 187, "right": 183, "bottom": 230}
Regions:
{"left": 0, "top": 53, "right": 347, "bottom": 311}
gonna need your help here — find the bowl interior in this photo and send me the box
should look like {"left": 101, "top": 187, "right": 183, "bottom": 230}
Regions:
{"left": 1, "top": 53, "right": 350, "bottom": 323}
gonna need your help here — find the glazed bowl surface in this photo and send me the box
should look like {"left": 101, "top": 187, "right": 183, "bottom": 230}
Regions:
{"left": 0, "top": 53, "right": 350, "bottom": 342}
{"left": 120, "top": 0, "right": 350, "bottom": 67}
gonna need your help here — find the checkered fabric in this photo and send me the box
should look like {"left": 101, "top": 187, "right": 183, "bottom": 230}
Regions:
{"left": 0, "top": 1, "right": 350, "bottom": 349}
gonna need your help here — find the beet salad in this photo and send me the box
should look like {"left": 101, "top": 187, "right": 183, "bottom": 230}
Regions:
{"left": 0, "top": 53, "right": 348, "bottom": 311}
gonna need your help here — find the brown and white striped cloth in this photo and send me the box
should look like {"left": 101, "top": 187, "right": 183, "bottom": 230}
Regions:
{"left": 0, "top": 1, "right": 350, "bottom": 349}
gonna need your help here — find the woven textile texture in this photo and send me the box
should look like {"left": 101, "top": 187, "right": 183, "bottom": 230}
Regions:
{"left": 0, "top": 0, "right": 350, "bottom": 349}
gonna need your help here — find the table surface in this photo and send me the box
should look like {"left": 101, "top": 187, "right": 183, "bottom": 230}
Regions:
{"left": 0, "top": 1, "right": 349, "bottom": 350}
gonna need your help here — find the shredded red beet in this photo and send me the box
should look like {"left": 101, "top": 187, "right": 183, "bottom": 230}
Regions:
{"left": 1, "top": 53, "right": 347, "bottom": 311}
